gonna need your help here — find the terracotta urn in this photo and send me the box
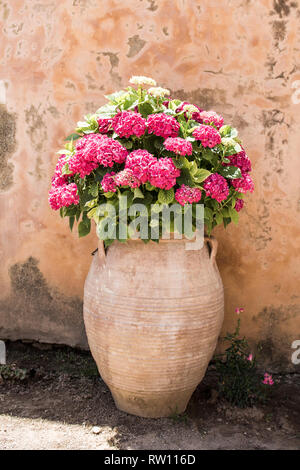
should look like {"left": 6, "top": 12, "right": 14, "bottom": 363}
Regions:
{"left": 83, "top": 236, "right": 224, "bottom": 418}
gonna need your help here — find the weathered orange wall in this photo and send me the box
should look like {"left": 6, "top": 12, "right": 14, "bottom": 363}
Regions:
{"left": 0, "top": 0, "right": 299, "bottom": 370}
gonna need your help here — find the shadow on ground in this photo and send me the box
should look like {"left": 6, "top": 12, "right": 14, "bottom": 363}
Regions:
{"left": 0, "top": 341, "right": 299, "bottom": 450}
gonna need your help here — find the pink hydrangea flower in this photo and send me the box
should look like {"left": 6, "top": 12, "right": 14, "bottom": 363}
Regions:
{"left": 164, "top": 137, "right": 193, "bottom": 156}
{"left": 114, "top": 169, "right": 140, "bottom": 188}
{"left": 50, "top": 155, "right": 74, "bottom": 186}
{"left": 68, "top": 155, "right": 98, "bottom": 178}
{"left": 232, "top": 174, "right": 254, "bottom": 194}
{"left": 262, "top": 373, "right": 274, "bottom": 386}
{"left": 147, "top": 113, "right": 180, "bottom": 138}
{"left": 234, "top": 198, "right": 244, "bottom": 212}
{"left": 112, "top": 111, "right": 146, "bottom": 138}
{"left": 125, "top": 149, "right": 157, "bottom": 183}
{"left": 175, "top": 185, "right": 202, "bottom": 206}
{"left": 198, "top": 110, "right": 224, "bottom": 129}
{"left": 193, "top": 124, "right": 222, "bottom": 148}
{"left": 203, "top": 173, "right": 229, "bottom": 202}
{"left": 225, "top": 149, "right": 252, "bottom": 175}
{"left": 74, "top": 134, "right": 128, "bottom": 167}
{"left": 97, "top": 117, "right": 113, "bottom": 134}
{"left": 101, "top": 172, "right": 117, "bottom": 193}
{"left": 48, "top": 183, "right": 79, "bottom": 210}
{"left": 148, "top": 158, "right": 180, "bottom": 190}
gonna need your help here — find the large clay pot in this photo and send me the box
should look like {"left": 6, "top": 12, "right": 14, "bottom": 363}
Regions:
{"left": 83, "top": 237, "right": 224, "bottom": 418}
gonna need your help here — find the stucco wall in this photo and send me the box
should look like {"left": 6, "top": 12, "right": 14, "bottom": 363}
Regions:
{"left": 0, "top": 0, "right": 299, "bottom": 370}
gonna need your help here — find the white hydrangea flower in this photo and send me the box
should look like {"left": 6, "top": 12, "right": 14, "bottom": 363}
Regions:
{"left": 148, "top": 87, "right": 170, "bottom": 97}
{"left": 182, "top": 104, "right": 199, "bottom": 115}
{"left": 129, "top": 76, "right": 157, "bottom": 86}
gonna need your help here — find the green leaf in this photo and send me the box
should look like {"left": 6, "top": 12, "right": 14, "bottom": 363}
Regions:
{"left": 104, "top": 239, "right": 114, "bottom": 248}
{"left": 133, "top": 187, "right": 144, "bottom": 199}
{"left": 78, "top": 219, "right": 91, "bottom": 238}
{"left": 229, "top": 207, "right": 239, "bottom": 224}
{"left": 177, "top": 167, "right": 193, "bottom": 186}
{"left": 145, "top": 182, "right": 156, "bottom": 191}
{"left": 168, "top": 99, "right": 182, "bottom": 111}
{"left": 173, "top": 156, "right": 189, "bottom": 169}
{"left": 158, "top": 188, "right": 175, "bottom": 204}
{"left": 204, "top": 206, "right": 213, "bottom": 220}
{"left": 219, "top": 166, "right": 242, "bottom": 179}
{"left": 69, "top": 216, "right": 75, "bottom": 231}
{"left": 193, "top": 168, "right": 211, "bottom": 183}
{"left": 215, "top": 212, "right": 223, "bottom": 225}
{"left": 61, "top": 163, "right": 73, "bottom": 175}
{"left": 138, "top": 101, "right": 154, "bottom": 117}
{"left": 89, "top": 183, "right": 99, "bottom": 197}
{"left": 65, "top": 133, "right": 81, "bottom": 141}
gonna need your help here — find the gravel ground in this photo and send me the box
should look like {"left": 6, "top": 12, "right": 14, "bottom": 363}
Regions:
{"left": 0, "top": 341, "right": 299, "bottom": 450}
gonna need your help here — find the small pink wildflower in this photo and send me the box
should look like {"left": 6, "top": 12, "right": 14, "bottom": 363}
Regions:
{"left": 247, "top": 354, "right": 253, "bottom": 362}
{"left": 235, "top": 307, "right": 244, "bottom": 314}
{"left": 111, "top": 111, "right": 146, "bottom": 138}
{"left": 262, "top": 373, "right": 274, "bottom": 386}
{"left": 175, "top": 185, "right": 202, "bottom": 206}
{"left": 164, "top": 137, "right": 193, "bottom": 156}
{"left": 147, "top": 113, "right": 180, "bottom": 138}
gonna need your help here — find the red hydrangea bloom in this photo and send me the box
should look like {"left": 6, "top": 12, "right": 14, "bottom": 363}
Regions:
{"left": 75, "top": 134, "right": 128, "bottom": 167}
{"left": 203, "top": 173, "right": 229, "bottom": 202}
{"left": 125, "top": 149, "right": 157, "bottom": 183}
{"left": 193, "top": 125, "right": 222, "bottom": 148}
{"left": 164, "top": 137, "right": 193, "bottom": 156}
{"left": 175, "top": 185, "right": 202, "bottom": 206}
{"left": 114, "top": 169, "right": 140, "bottom": 188}
{"left": 101, "top": 172, "right": 117, "bottom": 193}
{"left": 198, "top": 110, "right": 224, "bottom": 129}
{"left": 112, "top": 111, "right": 146, "bottom": 138}
{"left": 232, "top": 174, "right": 254, "bottom": 193}
{"left": 97, "top": 117, "right": 113, "bottom": 134}
{"left": 148, "top": 158, "right": 180, "bottom": 190}
{"left": 234, "top": 198, "right": 244, "bottom": 212}
{"left": 225, "top": 149, "right": 252, "bottom": 175}
{"left": 48, "top": 183, "right": 79, "bottom": 210}
{"left": 147, "top": 113, "right": 180, "bottom": 138}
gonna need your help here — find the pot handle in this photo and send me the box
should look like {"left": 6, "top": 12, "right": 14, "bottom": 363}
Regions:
{"left": 98, "top": 241, "right": 106, "bottom": 263}
{"left": 205, "top": 236, "right": 218, "bottom": 263}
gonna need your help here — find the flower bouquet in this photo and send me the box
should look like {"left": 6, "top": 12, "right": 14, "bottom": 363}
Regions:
{"left": 49, "top": 76, "right": 254, "bottom": 245}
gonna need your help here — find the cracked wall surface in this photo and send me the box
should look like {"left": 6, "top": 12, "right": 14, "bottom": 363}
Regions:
{"left": 0, "top": 0, "right": 299, "bottom": 368}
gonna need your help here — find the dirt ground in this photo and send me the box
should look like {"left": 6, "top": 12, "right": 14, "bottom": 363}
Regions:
{"left": 0, "top": 341, "right": 299, "bottom": 450}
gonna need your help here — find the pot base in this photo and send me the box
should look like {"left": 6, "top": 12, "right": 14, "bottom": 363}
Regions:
{"left": 109, "top": 385, "right": 195, "bottom": 418}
